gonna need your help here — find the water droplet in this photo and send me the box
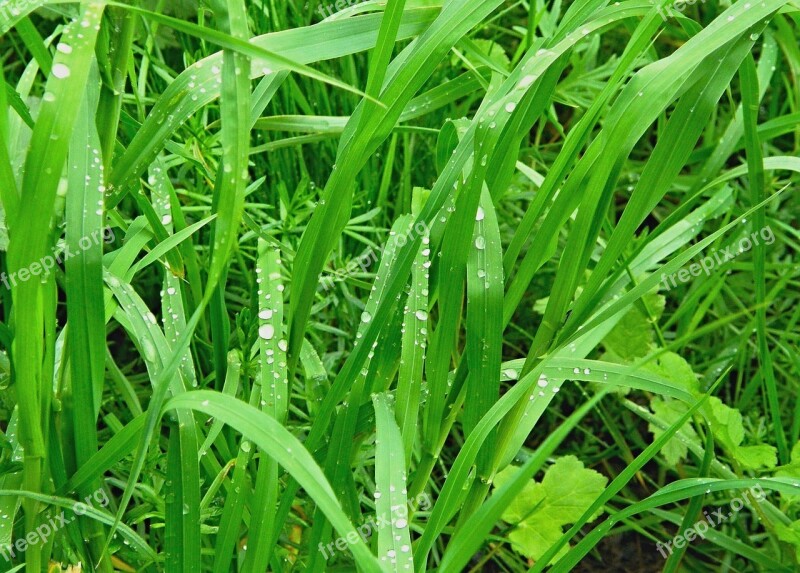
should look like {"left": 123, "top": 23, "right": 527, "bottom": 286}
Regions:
{"left": 259, "top": 324, "right": 275, "bottom": 340}
{"left": 518, "top": 74, "right": 536, "bottom": 89}
{"left": 415, "top": 310, "right": 428, "bottom": 321}
{"left": 475, "top": 236, "right": 486, "bottom": 250}
{"left": 361, "top": 311, "right": 372, "bottom": 323}
{"left": 475, "top": 206, "right": 485, "bottom": 221}
{"left": 52, "top": 63, "right": 71, "bottom": 79}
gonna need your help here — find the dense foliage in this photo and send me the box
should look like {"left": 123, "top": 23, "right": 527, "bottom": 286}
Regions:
{"left": 0, "top": 0, "right": 799, "bottom": 571}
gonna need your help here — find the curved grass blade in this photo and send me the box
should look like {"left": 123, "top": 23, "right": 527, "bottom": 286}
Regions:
{"left": 164, "top": 390, "right": 387, "bottom": 573}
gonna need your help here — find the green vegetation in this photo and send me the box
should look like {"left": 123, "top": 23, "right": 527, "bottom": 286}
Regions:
{"left": 0, "top": 0, "right": 799, "bottom": 571}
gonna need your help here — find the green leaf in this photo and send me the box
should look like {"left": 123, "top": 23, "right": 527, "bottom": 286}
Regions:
{"left": 601, "top": 292, "right": 664, "bottom": 361}
{"left": 776, "top": 520, "right": 800, "bottom": 562}
{"left": 706, "top": 397, "right": 777, "bottom": 470}
{"left": 494, "top": 456, "right": 607, "bottom": 561}
{"left": 643, "top": 352, "right": 700, "bottom": 394}
{"left": 649, "top": 398, "right": 698, "bottom": 466}
{"left": 775, "top": 442, "right": 800, "bottom": 503}
{"left": 735, "top": 445, "right": 779, "bottom": 471}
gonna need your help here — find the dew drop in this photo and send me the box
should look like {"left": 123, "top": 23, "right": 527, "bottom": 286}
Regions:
{"left": 259, "top": 324, "right": 275, "bottom": 340}
{"left": 52, "top": 63, "right": 71, "bottom": 79}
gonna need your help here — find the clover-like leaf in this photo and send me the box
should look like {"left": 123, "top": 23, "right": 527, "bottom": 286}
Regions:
{"left": 495, "top": 456, "right": 607, "bottom": 561}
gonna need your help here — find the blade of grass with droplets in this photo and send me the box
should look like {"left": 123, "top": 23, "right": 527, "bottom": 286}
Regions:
{"left": 150, "top": 165, "right": 201, "bottom": 387}
{"left": 164, "top": 390, "right": 387, "bottom": 573}
{"left": 206, "top": 0, "right": 250, "bottom": 299}
{"left": 6, "top": 6, "right": 104, "bottom": 570}
{"left": 395, "top": 213, "right": 430, "bottom": 465}
{"left": 63, "top": 57, "right": 112, "bottom": 572}
{"left": 463, "top": 188, "right": 503, "bottom": 467}
{"left": 240, "top": 240, "right": 289, "bottom": 572}
{"left": 373, "top": 393, "right": 413, "bottom": 572}
{"left": 65, "top": 60, "right": 105, "bottom": 449}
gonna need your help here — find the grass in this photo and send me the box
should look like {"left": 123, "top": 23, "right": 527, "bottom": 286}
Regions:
{"left": 0, "top": 0, "right": 799, "bottom": 571}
